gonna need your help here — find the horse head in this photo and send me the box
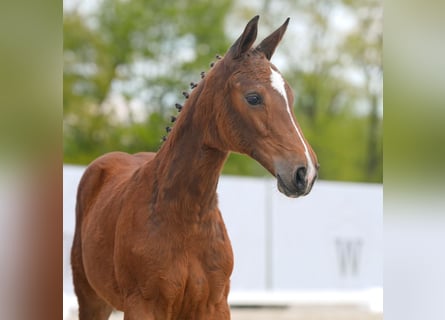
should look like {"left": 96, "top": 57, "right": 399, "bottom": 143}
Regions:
{"left": 194, "top": 16, "right": 319, "bottom": 198}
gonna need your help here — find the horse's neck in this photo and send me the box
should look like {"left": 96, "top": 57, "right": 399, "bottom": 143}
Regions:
{"left": 147, "top": 104, "right": 228, "bottom": 218}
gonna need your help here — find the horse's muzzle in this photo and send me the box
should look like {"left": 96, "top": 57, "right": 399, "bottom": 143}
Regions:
{"left": 276, "top": 165, "right": 317, "bottom": 198}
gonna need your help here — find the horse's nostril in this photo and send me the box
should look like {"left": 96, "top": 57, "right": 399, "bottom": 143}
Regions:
{"left": 295, "top": 166, "right": 307, "bottom": 191}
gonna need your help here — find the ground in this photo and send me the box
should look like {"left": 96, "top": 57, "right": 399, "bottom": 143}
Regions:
{"left": 67, "top": 305, "right": 382, "bottom": 320}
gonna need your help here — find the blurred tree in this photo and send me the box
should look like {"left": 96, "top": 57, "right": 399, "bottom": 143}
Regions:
{"left": 341, "top": 0, "right": 383, "bottom": 182}
{"left": 64, "top": 0, "right": 233, "bottom": 163}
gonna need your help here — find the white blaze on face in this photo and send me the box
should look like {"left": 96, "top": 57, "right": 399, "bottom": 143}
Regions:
{"left": 269, "top": 67, "right": 316, "bottom": 185}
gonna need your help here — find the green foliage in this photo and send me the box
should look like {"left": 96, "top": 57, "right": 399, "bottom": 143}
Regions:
{"left": 64, "top": 0, "right": 233, "bottom": 164}
{"left": 279, "top": 0, "right": 382, "bottom": 182}
{"left": 63, "top": 0, "right": 382, "bottom": 183}
{"left": 223, "top": 154, "right": 269, "bottom": 177}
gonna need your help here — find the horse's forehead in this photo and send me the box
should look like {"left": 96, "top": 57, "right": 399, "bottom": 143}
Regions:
{"left": 235, "top": 69, "right": 289, "bottom": 94}
{"left": 234, "top": 59, "right": 274, "bottom": 84}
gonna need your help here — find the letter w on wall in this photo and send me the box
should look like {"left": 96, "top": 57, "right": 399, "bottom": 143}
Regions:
{"left": 335, "top": 238, "right": 363, "bottom": 276}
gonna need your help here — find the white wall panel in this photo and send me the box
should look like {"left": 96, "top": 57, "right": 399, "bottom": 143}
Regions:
{"left": 63, "top": 166, "right": 382, "bottom": 295}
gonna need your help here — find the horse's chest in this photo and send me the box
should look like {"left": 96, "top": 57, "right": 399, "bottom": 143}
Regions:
{"left": 164, "top": 247, "right": 233, "bottom": 317}
{"left": 133, "top": 232, "right": 233, "bottom": 311}
{"left": 116, "top": 211, "right": 233, "bottom": 316}
{"left": 158, "top": 238, "right": 233, "bottom": 295}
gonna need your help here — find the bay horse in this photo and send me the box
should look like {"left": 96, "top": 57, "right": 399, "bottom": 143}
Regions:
{"left": 71, "top": 15, "right": 318, "bottom": 320}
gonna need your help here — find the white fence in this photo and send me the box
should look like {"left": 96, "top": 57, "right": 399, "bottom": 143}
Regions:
{"left": 63, "top": 165, "right": 382, "bottom": 314}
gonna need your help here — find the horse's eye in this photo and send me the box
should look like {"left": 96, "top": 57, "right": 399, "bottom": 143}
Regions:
{"left": 245, "top": 93, "right": 262, "bottom": 106}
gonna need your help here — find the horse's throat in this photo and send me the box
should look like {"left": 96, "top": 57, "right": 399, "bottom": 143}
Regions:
{"left": 153, "top": 138, "right": 228, "bottom": 214}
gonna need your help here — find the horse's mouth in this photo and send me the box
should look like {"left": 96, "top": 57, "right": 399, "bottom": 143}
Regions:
{"left": 276, "top": 174, "right": 302, "bottom": 198}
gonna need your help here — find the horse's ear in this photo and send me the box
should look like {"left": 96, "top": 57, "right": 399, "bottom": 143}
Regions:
{"left": 228, "top": 15, "right": 259, "bottom": 59}
{"left": 255, "top": 17, "right": 290, "bottom": 60}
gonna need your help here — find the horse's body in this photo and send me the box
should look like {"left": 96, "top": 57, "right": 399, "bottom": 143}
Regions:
{"left": 71, "top": 16, "right": 318, "bottom": 320}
